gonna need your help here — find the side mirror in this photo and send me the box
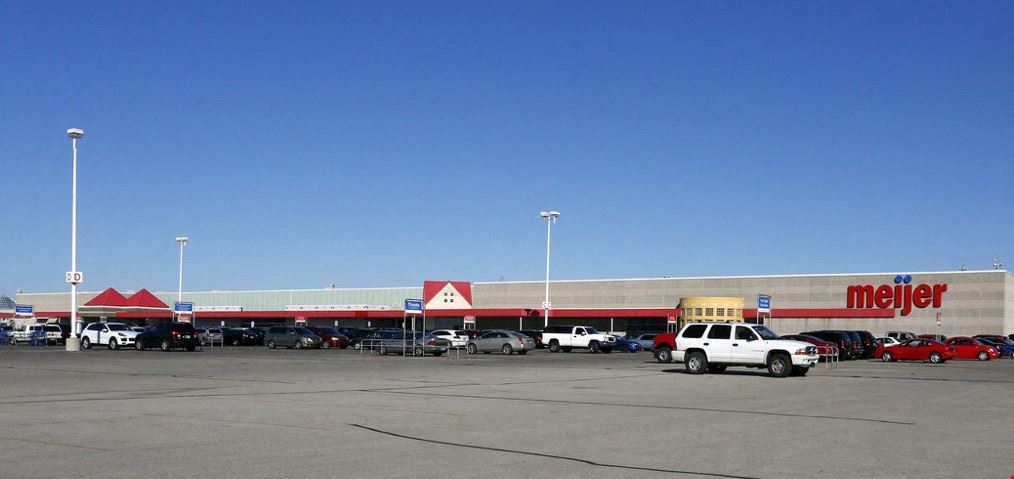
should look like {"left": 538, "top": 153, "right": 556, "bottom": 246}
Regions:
{"left": 581, "top": 331, "right": 587, "bottom": 336}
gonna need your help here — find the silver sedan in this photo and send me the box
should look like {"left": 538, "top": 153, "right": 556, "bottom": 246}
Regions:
{"left": 466, "top": 330, "right": 535, "bottom": 355}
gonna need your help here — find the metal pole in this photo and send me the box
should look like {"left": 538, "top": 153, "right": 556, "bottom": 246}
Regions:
{"left": 70, "top": 136, "right": 78, "bottom": 340}
{"left": 544, "top": 216, "right": 552, "bottom": 328}
{"left": 178, "top": 240, "right": 185, "bottom": 305}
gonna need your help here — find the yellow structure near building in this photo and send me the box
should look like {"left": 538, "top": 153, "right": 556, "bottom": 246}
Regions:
{"left": 679, "top": 297, "right": 744, "bottom": 323}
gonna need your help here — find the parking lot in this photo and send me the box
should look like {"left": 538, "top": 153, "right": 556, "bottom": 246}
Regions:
{"left": 0, "top": 347, "right": 1011, "bottom": 479}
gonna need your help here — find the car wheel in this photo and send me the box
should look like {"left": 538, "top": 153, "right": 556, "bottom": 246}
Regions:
{"left": 881, "top": 351, "right": 894, "bottom": 362}
{"left": 466, "top": 344, "right": 478, "bottom": 354}
{"left": 267, "top": 340, "right": 276, "bottom": 349}
{"left": 294, "top": 341, "right": 303, "bottom": 350}
{"left": 135, "top": 340, "right": 144, "bottom": 351}
{"left": 502, "top": 344, "right": 513, "bottom": 355}
{"left": 414, "top": 347, "right": 424, "bottom": 356}
{"left": 1010, "top": 351, "right": 1014, "bottom": 359}
{"left": 81, "top": 337, "right": 91, "bottom": 350}
{"left": 977, "top": 351, "right": 989, "bottom": 361}
{"left": 655, "top": 346, "right": 673, "bottom": 363}
{"left": 767, "top": 353, "right": 791, "bottom": 377}
{"left": 707, "top": 364, "right": 727, "bottom": 374}
{"left": 588, "top": 341, "right": 600, "bottom": 353}
{"left": 379, "top": 345, "right": 388, "bottom": 355}
{"left": 108, "top": 338, "right": 118, "bottom": 350}
{"left": 518, "top": 350, "right": 527, "bottom": 355}
{"left": 929, "top": 352, "right": 943, "bottom": 364}
{"left": 321, "top": 340, "right": 331, "bottom": 349}
{"left": 231, "top": 339, "right": 240, "bottom": 346}
{"left": 686, "top": 352, "right": 708, "bottom": 374}
{"left": 160, "top": 340, "right": 170, "bottom": 352}
{"left": 353, "top": 342, "right": 361, "bottom": 350}
{"left": 548, "top": 340, "right": 560, "bottom": 353}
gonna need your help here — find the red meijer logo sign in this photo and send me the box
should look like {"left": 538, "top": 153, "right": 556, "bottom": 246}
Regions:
{"left": 846, "top": 275, "right": 947, "bottom": 316}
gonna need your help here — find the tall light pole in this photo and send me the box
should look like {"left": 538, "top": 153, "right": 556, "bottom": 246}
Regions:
{"left": 540, "top": 210, "right": 560, "bottom": 328}
{"left": 65, "top": 128, "right": 84, "bottom": 351}
{"left": 176, "top": 236, "right": 189, "bottom": 321}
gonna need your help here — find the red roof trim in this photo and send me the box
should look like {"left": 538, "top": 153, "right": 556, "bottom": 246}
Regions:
{"left": 83, "top": 288, "right": 130, "bottom": 307}
{"left": 423, "top": 280, "right": 472, "bottom": 305}
{"left": 122, "top": 289, "right": 169, "bottom": 309}
{"left": 742, "top": 308, "right": 896, "bottom": 318}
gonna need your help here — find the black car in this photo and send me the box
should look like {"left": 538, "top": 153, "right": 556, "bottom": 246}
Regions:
{"left": 220, "top": 327, "right": 246, "bottom": 346}
{"left": 240, "top": 328, "right": 266, "bottom": 346}
{"left": 801, "top": 330, "right": 857, "bottom": 359}
{"left": 519, "top": 330, "right": 544, "bottom": 348}
{"left": 135, "top": 323, "right": 199, "bottom": 351}
{"left": 337, "top": 327, "right": 374, "bottom": 350}
{"left": 850, "top": 330, "right": 877, "bottom": 359}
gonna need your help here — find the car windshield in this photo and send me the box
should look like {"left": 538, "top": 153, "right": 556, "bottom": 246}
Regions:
{"left": 753, "top": 326, "right": 780, "bottom": 340}
{"left": 585, "top": 327, "right": 599, "bottom": 334}
{"left": 316, "top": 327, "right": 339, "bottom": 335}
{"left": 108, "top": 324, "right": 130, "bottom": 331}
{"left": 294, "top": 327, "right": 314, "bottom": 335}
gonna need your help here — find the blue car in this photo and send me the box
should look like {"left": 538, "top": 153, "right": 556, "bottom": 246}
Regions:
{"left": 612, "top": 336, "right": 643, "bottom": 353}
{"left": 976, "top": 337, "right": 1014, "bottom": 358}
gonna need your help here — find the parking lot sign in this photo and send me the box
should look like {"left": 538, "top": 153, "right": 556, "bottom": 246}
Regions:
{"left": 404, "top": 299, "right": 423, "bottom": 315}
{"left": 758, "top": 295, "right": 771, "bottom": 313}
{"left": 174, "top": 302, "right": 194, "bottom": 314}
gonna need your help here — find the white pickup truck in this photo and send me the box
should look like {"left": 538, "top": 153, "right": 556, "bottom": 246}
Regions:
{"left": 673, "top": 322, "right": 818, "bottom": 377}
{"left": 541, "top": 325, "right": 616, "bottom": 353}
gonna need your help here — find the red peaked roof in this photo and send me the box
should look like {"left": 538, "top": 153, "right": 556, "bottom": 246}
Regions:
{"left": 423, "top": 280, "right": 472, "bottom": 305}
{"left": 122, "top": 289, "right": 169, "bottom": 309}
{"left": 84, "top": 288, "right": 130, "bottom": 307}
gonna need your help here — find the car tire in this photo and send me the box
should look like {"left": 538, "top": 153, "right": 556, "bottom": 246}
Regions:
{"left": 929, "top": 352, "right": 943, "bottom": 364}
{"left": 707, "top": 364, "right": 727, "bottom": 374}
{"left": 160, "top": 340, "right": 170, "bottom": 352}
{"left": 379, "top": 345, "right": 388, "bottom": 355}
{"left": 467, "top": 344, "right": 478, "bottom": 354}
{"left": 352, "top": 342, "right": 361, "bottom": 350}
{"left": 294, "top": 341, "right": 303, "bottom": 350}
{"left": 977, "top": 351, "right": 989, "bottom": 361}
{"left": 321, "top": 340, "right": 331, "bottom": 349}
{"left": 548, "top": 340, "right": 560, "bottom": 353}
{"left": 135, "top": 340, "right": 144, "bottom": 351}
{"left": 108, "top": 338, "right": 118, "bottom": 350}
{"left": 767, "top": 353, "right": 791, "bottom": 377}
{"left": 881, "top": 351, "right": 894, "bottom": 362}
{"left": 81, "top": 337, "right": 91, "bottom": 350}
{"left": 518, "top": 350, "right": 527, "bottom": 355}
{"left": 685, "top": 351, "right": 708, "bottom": 374}
{"left": 502, "top": 344, "right": 513, "bottom": 355}
{"left": 231, "top": 339, "right": 240, "bottom": 346}
{"left": 588, "top": 341, "right": 600, "bottom": 353}
{"left": 655, "top": 346, "right": 673, "bottom": 363}
{"left": 268, "top": 340, "right": 276, "bottom": 349}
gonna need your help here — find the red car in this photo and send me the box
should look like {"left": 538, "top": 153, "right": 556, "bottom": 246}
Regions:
{"left": 943, "top": 337, "right": 998, "bottom": 361}
{"left": 306, "top": 326, "right": 349, "bottom": 349}
{"left": 874, "top": 338, "right": 954, "bottom": 363}
{"left": 780, "top": 334, "right": 837, "bottom": 357}
{"left": 652, "top": 332, "right": 677, "bottom": 363}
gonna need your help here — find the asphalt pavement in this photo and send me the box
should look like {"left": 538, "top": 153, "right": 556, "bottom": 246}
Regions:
{"left": 0, "top": 346, "right": 1011, "bottom": 479}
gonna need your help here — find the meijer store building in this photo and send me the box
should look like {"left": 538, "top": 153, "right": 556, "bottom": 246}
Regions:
{"left": 11, "top": 270, "right": 1014, "bottom": 337}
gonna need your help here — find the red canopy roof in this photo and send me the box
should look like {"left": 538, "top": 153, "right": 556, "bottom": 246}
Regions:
{"left": 122, "top": 289, "right": 169, "bottom": 309}
{"left": 83, "top": 288, "right": 130, "bottom": 307}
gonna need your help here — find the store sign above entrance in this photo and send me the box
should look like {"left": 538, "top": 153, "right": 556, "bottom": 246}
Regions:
{"left": 846, "top": 275, "right": 947, "bottom": 316}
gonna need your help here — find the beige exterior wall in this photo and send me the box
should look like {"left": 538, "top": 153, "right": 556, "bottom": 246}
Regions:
{"left": 14, "top": 271, "right": 1011, "bottom": 336}
{"left": 475, "top": 271, "right": 1009, "bottom": 337}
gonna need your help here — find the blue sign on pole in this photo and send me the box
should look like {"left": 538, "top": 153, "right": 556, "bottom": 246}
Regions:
{"left": 404, "top": 299, "right": 423, "bottom": 315}
{"left": 174, "top": 302, "right": 194, "bottom": 313}
{"left": 15, "top": 305, "right": 33, "bottom": 315}
{"left": 757, "top": 295, "right": 771, "bottom": 313}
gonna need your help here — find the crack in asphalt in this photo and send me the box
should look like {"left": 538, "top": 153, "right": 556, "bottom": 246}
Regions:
{"left": 349, "top": 423, "right": 765, "bottom": 479}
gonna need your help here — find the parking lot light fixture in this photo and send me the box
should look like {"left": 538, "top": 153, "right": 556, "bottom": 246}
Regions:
{"left": 540, "top": 210, "right": 560, "bottom": 328}
{"left": 65, "top": 128, "right": 84, "bottom": 352}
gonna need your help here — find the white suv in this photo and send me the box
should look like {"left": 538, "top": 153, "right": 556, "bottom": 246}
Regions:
{"left": 430, "top": 329, "right": 469, "bottom": 347}
{"left": 81, "top": 322, "right": 139, "bottom": 350}
{"left": 673, "top": 322, "right": 818, "bottom": 377}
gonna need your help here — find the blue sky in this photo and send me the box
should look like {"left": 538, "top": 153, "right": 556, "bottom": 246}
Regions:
{"left": 1, "top": 1, "right": 1011, "bottom": 295}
